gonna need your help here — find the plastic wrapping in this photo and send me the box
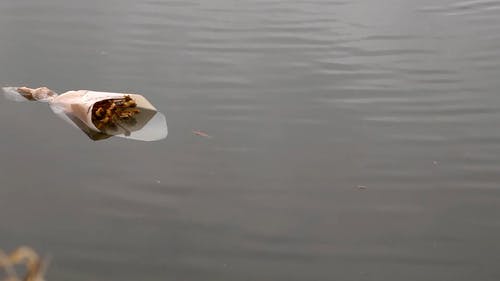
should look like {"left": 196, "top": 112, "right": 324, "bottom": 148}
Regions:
{"left": 2, "top": 86, "right": 168, "bottom": 141}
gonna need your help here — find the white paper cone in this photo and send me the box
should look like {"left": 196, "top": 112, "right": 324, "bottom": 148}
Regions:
{"left": 50, "top": 90, "right": 167, "bottom": 141}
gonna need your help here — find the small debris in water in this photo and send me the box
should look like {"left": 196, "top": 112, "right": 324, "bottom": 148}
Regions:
{"left": 192, "top": 130, "right": 211, "bottom": 138}
{"left": 0, "top": 246, "right": 49, "bottom": 281}
{"left": 357, "top": 185, "right": 367, "bottom": 190}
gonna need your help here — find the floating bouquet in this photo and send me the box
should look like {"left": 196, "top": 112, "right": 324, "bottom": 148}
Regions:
{"left": 2, "top": 86, "right": 168, "bottom": 141}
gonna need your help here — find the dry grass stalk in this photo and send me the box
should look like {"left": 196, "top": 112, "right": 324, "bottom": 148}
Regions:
{"left": 91, "top": 95, "right": 140, "bottom": 134}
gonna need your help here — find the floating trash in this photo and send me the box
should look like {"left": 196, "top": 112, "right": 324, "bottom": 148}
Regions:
{"left": 192, "top": 129, "right": 211, "bottom": 138}
{"left": 2, "top": 86, "right": 167, "bottom": 141}
{"left": 0, "top": 246, "right": 49, "bottom": 281}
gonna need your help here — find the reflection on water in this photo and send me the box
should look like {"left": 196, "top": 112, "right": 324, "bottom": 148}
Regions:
{"left": 1, "top": 0, "right": 500, "bottom": 280}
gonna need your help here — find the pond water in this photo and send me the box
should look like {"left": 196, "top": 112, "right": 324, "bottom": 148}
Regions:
{"left": 1, "top": 0, "right": 500, "bottom": 280}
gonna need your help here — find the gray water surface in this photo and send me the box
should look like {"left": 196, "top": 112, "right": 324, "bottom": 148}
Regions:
{"left": 1, "top": 0, "right": 500, "bottom": 280}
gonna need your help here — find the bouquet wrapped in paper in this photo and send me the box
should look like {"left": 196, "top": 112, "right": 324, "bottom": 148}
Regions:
{"left": 2, "top": 86, "right": 168, "bottom": 141}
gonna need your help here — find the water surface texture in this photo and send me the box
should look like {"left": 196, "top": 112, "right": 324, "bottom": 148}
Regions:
{"left": 1, "top": 0, "right": 500, "bottom": 280}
